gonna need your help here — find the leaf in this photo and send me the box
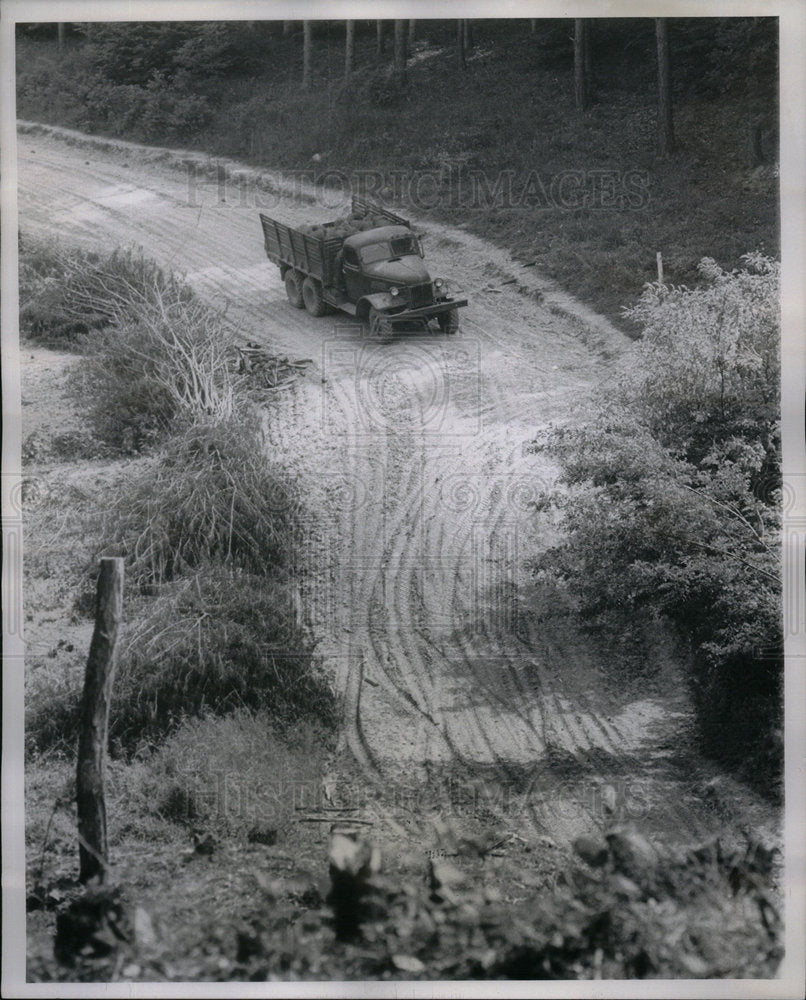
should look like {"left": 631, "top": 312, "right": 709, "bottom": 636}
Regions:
{"left": 392, "top": 954, "right": 426, "bottom": 973}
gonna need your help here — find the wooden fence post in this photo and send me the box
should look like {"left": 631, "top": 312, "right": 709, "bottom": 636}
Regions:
{"left": 77, "top": 557, "right": 124, "bottom": 884}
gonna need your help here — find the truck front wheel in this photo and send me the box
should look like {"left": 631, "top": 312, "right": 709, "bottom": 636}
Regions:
{"left": 438, "top": 308, "right": 459, "bottom": 334}
{"left": 302, "top": 276, "right": 329, "bottom": 317}
{"left": 285, "top": 270, "right": 305, "bottom": 309}
{"left": 368, "top": 307, "right": 393, "bottom": 340}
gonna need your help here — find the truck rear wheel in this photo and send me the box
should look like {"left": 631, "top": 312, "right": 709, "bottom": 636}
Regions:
{"left": 302, "top": 276, "right": 329, "bottom": 317}
{"left": 285, "top": 270, "right": 304, "bottom": 309}
{"left": 438, "top": 308, "right": 459, "bottom": 334}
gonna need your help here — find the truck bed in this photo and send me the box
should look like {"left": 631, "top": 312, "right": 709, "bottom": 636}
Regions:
{"left": 259, "top": 197, "right": 411, "bottom": 291}
{"left": 259, "top": 214, "right": 343, "bottom": 286}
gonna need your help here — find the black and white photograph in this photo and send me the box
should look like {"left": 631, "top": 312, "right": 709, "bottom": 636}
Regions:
{"left": 2, "top": 1, "right": 804, "bottom": 995}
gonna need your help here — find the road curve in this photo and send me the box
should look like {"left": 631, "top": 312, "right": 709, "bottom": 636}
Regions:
{"left": 16, "top": 123, "right": 778, "bottom": 852}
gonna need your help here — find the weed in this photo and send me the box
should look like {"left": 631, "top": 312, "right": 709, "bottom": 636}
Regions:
{"left": 107, "top": 568, "right": 336, "bottom": 751}
{"left": 101, "top": 417, "right": 297, "bottom": 586}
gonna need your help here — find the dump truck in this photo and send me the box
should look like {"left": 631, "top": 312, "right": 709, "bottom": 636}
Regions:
{"left": 259, "top": 196, "right": 468, "bottom": 336}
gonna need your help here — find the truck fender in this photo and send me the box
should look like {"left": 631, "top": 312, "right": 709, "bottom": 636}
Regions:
{"left": 356, "top": 292, "right": 400, "bottom": 318}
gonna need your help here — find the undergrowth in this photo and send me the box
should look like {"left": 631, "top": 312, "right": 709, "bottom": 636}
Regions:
{"left": 20, "top": 235, "right": 336, "bottom": 757}
{"left": 16, "top": 22, "right": 779, "bottom": 329}
{"left": 531, "top": 254, "right": 782, "bottom": 796}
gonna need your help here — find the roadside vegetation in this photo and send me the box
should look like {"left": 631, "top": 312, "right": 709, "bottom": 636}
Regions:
{"left": 21, "top": 235, "right": 336, "bottom": 759}
{"left": 16, "top": 18, "right": 778, "bottom": 330}
{"left": 530, "top": 253, "right": 782, "bottom": 797}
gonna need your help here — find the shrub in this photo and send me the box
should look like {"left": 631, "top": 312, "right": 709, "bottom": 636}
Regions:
{"left": 620, "top": 253, "right": 780, "bottom": 473}
{"left": 532, "top": 254, "right": 782, "bottom": 794}
{"left": 19, "top": 237, "right": 194, "bottom": 346}
{"left": 19, "top": 237, "right": 109, "bottom": 345}
{"left": 102, "top": 417, "right": 297, "bottom": 586}
{"left": 108, "top": 569, "right": 336, "bottom": 751}
{"left": 80, "top": 303, "right": 239, "bottom": 454}
{"left": 85, "top": 23, "right": 194, "bottom": 86}
{"left": 138, "top": 710, "right": 332, "bottom": 838}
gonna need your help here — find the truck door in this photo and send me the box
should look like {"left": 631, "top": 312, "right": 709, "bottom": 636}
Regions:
{"left": 342, "top": 244, "right": 364, "bottom": 302}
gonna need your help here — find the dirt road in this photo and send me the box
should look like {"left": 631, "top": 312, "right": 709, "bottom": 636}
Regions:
{"left": 16, "top": 124, "right": 778, "bottom": 853}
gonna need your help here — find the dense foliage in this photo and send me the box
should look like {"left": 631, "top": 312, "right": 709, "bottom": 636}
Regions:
{"left": 532, "top": 255, "right": 781, "bottom": 792}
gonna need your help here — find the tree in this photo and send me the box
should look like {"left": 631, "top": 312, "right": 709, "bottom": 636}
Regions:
{"left": 283, "top": 20, "right": 294, "bottom": 38}
{"left": 393, "top": 19, "right": 407, "bottom": 87}
{"left": 457, "top": 19, "right": 466, "bottom": 71}
{"left": 345, "top": 19, "right": 355, "bottom": 79}
{"left": 574, "top": 19, "right": 590, "bottom": 110}
{"left": 408, "top": 19, "right": 416, "bottom": 47}
{"left": 655, "top": 18, "right": 675, "bottom": 156}
{"left": 376, "top": 20, "right": 385, "bottom": 56}
{"left": 302, "top": 20, "right": 312, "bottom": 91}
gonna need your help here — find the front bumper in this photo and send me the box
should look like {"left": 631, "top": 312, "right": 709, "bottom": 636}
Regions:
{"left": 385, "top": 298, "right": 468, "bottom": 321}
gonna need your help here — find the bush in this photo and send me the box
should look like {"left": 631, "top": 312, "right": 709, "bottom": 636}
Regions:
{"left": 102, "top": 417, "right": 297, "bottom": 586}
{"left": 80, "top": 300, "right": 239, "bottom": 454}
{"left": 19, "top": 237, "right": 194, "bottom": 347}
{"left": 138, "top": 710, "right": 332, "bottom": 838}
{"left": 109, "top": 569, "right": 336, "bottom": 751}
{"left": 532, "top": 254, "right": 782, "bottom": 794}
{"left": 19, "top": 237, "right": 110, "bottom": 345}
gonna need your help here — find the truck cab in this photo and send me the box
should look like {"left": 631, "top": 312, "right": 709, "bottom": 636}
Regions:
{"left": 341, "top": 226, "right": 428, "bottom": 303}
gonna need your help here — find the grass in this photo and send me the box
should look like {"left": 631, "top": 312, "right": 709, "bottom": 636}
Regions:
{"left": 16, "top": 24, "right": 779, "bottom": 330}
{"left": 20, "top": 235, "right": 336, "bottom": 759}
{"left": 100, "top": 418, "right": 298, "bottom": 586}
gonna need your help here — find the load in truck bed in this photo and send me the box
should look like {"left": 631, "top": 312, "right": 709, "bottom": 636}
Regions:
{"left": 259, "top": 196, "right": 467, "bottom": 336}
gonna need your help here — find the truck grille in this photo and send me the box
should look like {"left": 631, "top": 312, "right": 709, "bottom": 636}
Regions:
{"left": 407, "top": 282, "right": 434, "bottom": 309}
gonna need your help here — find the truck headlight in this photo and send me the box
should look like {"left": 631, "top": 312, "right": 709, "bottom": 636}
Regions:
{"left": 434, "top": 279, "right": 444, "bottom": 289}
{"left": 389, "top": 286, "right": 400, "bottom": 297}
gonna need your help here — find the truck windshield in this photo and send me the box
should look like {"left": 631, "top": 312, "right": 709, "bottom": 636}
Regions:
{"left": 360, "top": 236, "right": 420, "bottom": 264}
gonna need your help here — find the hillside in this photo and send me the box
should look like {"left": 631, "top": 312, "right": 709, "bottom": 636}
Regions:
{"left": 16, "top": 17, "right": 779, "bottom": 331}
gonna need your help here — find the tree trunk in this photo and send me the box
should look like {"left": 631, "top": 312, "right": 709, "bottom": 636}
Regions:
{"left": 655, "top": 18, "right": 675, "bottom": 156}
{"left": 376, "top": 20, "right": 385, "bottom": 56}
{"left": 345, "top": 20, "right": 355, "bottom": 79}
{"left": 530, "top": 19, "right": 537, "bottom": 35}
{"left": 76, "top": 558, "right": 124, "bottom": 884}
{"left": 393, "top": 20, "right": 407, "bottom": 87}
{"left": 748, "top": 119, "right": 764, "bottom": 166}
{"left": 408, "top": 19, "right": 416, "bottom": 47}
{"left": 283, "top": 20, "right": 294, "bottom": 38}
{"left": 464, "top": 19, "right": 473, "bottom": 51}
{"left": 57, "top": 23, "right": 65, "bottom": 51}
{"left": 457, "top": 20, "right": 466, "bottom": 71}
{"left": 302, "top": 21, "right": 312, "bottom": 91}
{"left": 574, "top": 19, "right": 588, "bottom": 111}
